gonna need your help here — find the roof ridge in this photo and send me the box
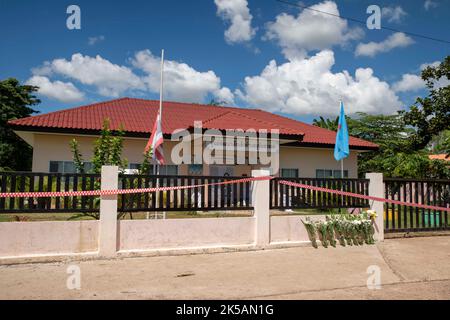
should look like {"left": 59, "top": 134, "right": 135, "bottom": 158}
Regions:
{"left": 204, "top": 108, "right": 301, "bottom": 135}
{"left": 255, "top": 109, "right": 338, "bottom": 134}
{"left": 201, "top": 110, "right": 233, "bottom": 125}
{"left": 230, "top": 109, "right": 301, "bottom": 134}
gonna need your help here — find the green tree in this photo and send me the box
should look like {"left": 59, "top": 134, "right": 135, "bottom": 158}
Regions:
{"left": 312, "top": 112, "right": 450, "bottom": 178}
{"left": 312, "top": 116, "right": 339, "bottom": 131}
{"left": 208, "top": 99, "right": 226, "bottom": 106}
{"left": 429, "top": 130, "right": 450, "bottom": 156}
{"left": 0, "top": 78, "right": 40, "bottom": 170}
{"left": 71, "top": 118, "right": 128, "bottom": 174}
{"left": 401, "top": 56, "right": 450, "bottom": 150}
{"left": 92, "top": 118, "right": 128, "bottom": 174}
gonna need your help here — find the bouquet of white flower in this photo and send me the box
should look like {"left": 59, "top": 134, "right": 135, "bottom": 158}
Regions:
{"left": 302, "top": 213, "right": 376, "bottom": 248}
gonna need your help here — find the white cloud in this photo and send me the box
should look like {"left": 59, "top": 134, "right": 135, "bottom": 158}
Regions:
{"left": 30, "top": 51, "right": 234, "bottom": 104}
{"left": 393, "top": 74, "right": 426, "bottom": 92}
{"left": 132, "top": 50, "right": 234, "bottom": 103}
{"left": 420, "top": 61, "right": 440, "bottom": 70}
{"left": 214, "top": 87, "right": 235, "bottom": 104}
{"left": 237, "top": 50, "right": 401, "bottom": 116}
{"left": 393, "top": 60, "right": 449, "bottom": 93}
{"left": 264, "top": 0, "right": 363, "bottom": 60}
{"left": 26, "top": 76, "right": 85, "bottom": 103}
{"left": 49, "top": 53, "right": 145, "bottom": 97}
{"left": 382, "top": 6, "right": 407, "bottom": 23}
{"left": 31, "top": 61, "right": 53, "bottom": 77}
{"left": 424, "top": 0, "right": 438, "bottom": 10}
{"left": 88, "top": 35, "right": 105, "bottom": 45}
{"left": 214, "top": 0, "right": 256, "bottom": 44}
{"left": 355, "top": 32, "right": 414, "bottom": 57}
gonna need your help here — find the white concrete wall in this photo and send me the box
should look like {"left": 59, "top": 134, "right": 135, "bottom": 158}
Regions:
{"left": 0, "top": 214, "right": 331, "bottom": 260}
{"left": 270, "top": 215, "right": 326, "bottom": 243}
{"left": 118, "top": 217, "right": 255, "bottom": 251}
{"left": 0, "top": 221, "right": 98, "bottom": 257}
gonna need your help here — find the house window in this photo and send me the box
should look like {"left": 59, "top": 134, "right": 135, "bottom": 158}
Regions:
{"left": 316, "top": 169, "right": 348, "bottom": 178}
{"left": 158, "top": 165, "right": 178, "bottom": 175}
{"left": 315, "top": 169, "right": 332, "bottom": 178}
{"left": 210, "top": 165, "right": 234, "bottom": 176}
{"left": 188, "top": 164, "right": 203, "bottom": 175}
{"left": 49, "top": 161, "right": 76, "bottom": 173}
{"left": 83, "top": 162, "right": 93, "bottom": 172}
{"left": 49, "top": 161, "right": 92, "bottom": 173}
{"left": 333, "top": 170, "right": 349, "bottom": 178}
{"left": 49, "top": 161, "right": 62, "bottom": 173}
{"left": 129, "top": 163, "right": 141, "bottom": 170}
{"left": 281, "top": 168, "right": 299, "bottom": 178}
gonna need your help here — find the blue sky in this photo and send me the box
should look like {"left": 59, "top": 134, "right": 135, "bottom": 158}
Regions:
{"left": 1, "top": 0, "right": 449, "bottom": 123}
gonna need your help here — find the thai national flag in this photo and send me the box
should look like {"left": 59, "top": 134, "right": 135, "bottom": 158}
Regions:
{"left": 334, "top": 101, "right": 349, "bottom": 161}
{"left": 145, "top": 110, "right": 165, "bottom": 165}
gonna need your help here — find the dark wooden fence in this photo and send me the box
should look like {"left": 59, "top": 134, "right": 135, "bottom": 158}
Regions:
{"left": 0, "top": 172, "right": 253, "bottom": 214}
{"left": 0, "top": 171, "right": 100, "bottom": 213}
{"left": 270, "top": 177, "right": 370, "bottom": 210}
{"left": 119, "top": 174, "right": 252, "bottom": 212}
{"left": 384, "top": 178, "right": 450, "bottom": 233}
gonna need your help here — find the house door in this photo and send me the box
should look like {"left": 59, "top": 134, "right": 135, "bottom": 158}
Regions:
{"left": 209, "top": 165, "right": 236, "bottom": 206}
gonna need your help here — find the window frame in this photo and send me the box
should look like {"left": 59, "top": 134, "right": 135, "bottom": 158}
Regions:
{"left": 281, "top": 168, "right": 299, "bottom": 178}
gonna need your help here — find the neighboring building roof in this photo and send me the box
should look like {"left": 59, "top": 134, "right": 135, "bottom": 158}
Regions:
{"left": 8, "top": 97, "right": 378, "bottom": 150}
{"left": 429, "top": 154, "right": 450, "bottom": 161}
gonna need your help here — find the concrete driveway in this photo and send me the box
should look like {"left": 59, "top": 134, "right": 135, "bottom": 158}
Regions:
{"left": 0, "top": 236, "right": 449, "bottom": 299}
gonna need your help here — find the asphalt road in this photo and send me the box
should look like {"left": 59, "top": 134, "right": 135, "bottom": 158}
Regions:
{"left": 0, "top": 236, "right": 449, "bottom": 299}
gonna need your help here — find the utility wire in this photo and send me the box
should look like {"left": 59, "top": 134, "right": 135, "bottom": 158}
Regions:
{"left": 276, "top": 0, "right": 450, "bottom": 45}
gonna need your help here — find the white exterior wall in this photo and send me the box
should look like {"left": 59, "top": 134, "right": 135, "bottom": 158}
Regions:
{"left": 279, "top": 146, "right": 359, "bottom": 178}
{"left": 30, "top": 133, "right": 360, "bottom": 178}
{"left": 31, "top": 133, "right": 180, "bottom": 172}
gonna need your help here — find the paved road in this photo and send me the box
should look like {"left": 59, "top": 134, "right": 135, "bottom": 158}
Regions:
{"left": 0, "top": 236, "right": 449, "bottom": 299}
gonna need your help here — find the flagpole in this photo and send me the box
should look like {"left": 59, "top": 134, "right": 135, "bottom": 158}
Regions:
{"left": 159, "top": 49, "right": 164, "bottom": 119}
{"left": 339, "top": 100, "right": 344, "bottom": 209}
{"left": 159, "top": 49, "right": 165, "bottom": 219}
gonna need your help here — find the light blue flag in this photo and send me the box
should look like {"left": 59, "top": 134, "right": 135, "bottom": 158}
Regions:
{"left": 334, "top": 101, "right": 349, "bottom": 161}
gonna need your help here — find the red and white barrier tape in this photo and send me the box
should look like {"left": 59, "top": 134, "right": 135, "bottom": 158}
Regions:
{"left": 278, "top": 180, "right": 450, "bottom": 212}
{"left": 0, "top": 176, "right": 272, "bottom": 198}
{"left": 1, "top": 176, "right": 448, "bottom": 212}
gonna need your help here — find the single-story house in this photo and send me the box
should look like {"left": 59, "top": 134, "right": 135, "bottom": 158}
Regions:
{"left": 8, "top": 97, "right": 378, "bottom": 178}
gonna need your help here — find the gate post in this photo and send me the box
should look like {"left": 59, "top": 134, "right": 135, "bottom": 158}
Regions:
{"left": 99, "top": 165, "right": 119, "bottom": 257}
{"left": 252, "top": 169, "right": 270, "bottom": 247}
{"left": 366, "top": 172, "right": 384, "bottom": 241}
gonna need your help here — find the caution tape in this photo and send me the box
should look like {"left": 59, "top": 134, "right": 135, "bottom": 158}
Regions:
{"left": 0, "top": 176, "right": 272, "bottom": 198}
{"left": 2, "top": 176, "right": 448, "bottom": 212}
{"left": 278, "top": 180, "right": 450, "bottom": 212}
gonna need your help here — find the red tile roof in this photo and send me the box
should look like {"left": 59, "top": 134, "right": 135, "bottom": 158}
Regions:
{"left": 8, "top": 97, "right": 378, "bottom": 149}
